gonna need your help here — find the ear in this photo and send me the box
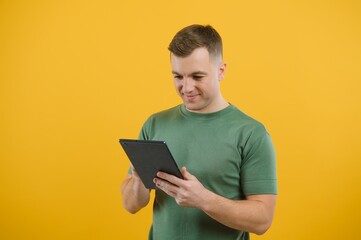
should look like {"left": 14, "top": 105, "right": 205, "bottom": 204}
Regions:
{"left": 218, "top": 62, "right": 227, "bottom": 81}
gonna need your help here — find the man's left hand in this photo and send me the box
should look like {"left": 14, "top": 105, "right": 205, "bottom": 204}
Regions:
{"left": 153, "top": 167, "right": 210, "bottom": 208}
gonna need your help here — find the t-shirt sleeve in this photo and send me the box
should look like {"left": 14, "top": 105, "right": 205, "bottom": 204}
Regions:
{"left": 240, "top": 125, "right": 278, "bottom": 195}
{"left": 138, "top": 115, "right": 154, "bottom": 141}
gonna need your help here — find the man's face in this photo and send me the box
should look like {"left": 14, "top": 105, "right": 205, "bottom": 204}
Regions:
{"left": 171, "top": 47, "right": 226, "bottom": 113}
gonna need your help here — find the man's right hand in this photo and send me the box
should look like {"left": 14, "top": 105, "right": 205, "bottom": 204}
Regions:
{"left": 120, "top": 165, "right": 150, "bottom": 214}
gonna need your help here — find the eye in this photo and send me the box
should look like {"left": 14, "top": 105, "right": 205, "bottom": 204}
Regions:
{"left": 192, "top": 75, "right": 204, "bottom": 80}
{"left": 173, "top": 75, "right": 183, "bottom": 80}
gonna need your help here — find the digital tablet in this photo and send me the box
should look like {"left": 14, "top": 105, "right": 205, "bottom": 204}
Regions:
{"left": 119, "top": 139, "right": 183, "bottom": 189}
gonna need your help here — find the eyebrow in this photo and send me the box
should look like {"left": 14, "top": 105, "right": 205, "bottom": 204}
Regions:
{"left": 172, "top": 71, "right": 208, "bottom": 76}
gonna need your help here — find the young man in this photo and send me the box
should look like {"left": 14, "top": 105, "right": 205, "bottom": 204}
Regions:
{"left": 121, "top": 24, "right": 278, "bottom": 240}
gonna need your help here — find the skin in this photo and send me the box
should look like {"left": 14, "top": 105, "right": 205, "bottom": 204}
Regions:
{"left": 171, "top": 47, "right": 228, "bottom": 113}
{"left": 121, "top": 164, "right": 150, "bottom": 214}
{"left": 121, "top": 47, "right": 277, "bottom": 235}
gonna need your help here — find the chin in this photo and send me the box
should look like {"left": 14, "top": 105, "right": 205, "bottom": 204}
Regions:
{"left": 184, "top": 104, "right": 203, "bottom": 112}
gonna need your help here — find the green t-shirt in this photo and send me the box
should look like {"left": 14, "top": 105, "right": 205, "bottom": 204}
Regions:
{"left": 139, "top": 104, "right": 277, "bottom": 240}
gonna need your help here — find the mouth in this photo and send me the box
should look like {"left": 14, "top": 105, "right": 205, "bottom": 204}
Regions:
{"left": 183, "top": 94, "right": 199, "bottom": 102}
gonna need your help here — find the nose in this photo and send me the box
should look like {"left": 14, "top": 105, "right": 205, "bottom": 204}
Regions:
{"left": 182, "top": 77, "right": 194, "bottom": 93}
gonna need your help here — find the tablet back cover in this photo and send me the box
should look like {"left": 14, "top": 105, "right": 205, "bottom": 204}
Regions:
{"left": 119, "top": 139, "right": 183, "bottom": 189}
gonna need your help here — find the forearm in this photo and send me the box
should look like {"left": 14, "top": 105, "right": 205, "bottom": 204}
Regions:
{"left": 154, "top": 168, "right": 276, "bottom": 234}
{"left": 121, "top": 174, "right": 150, "bottom": 214}
{"left": 201, "top": 191, "right": 276, "bottom": 235}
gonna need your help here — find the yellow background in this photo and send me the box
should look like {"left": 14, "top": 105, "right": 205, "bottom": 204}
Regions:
{"left": 1, "top": 0, "right": 361, "bottom": 239}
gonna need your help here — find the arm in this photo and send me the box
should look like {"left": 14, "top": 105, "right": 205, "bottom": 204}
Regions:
{"left": 202, "top": 192, "right": 276, "bottom": 235}
{"left": 121, "top": 165, "right": 150, "bottom": 214}
{"left": 154, "top": 167, "right": 276, "bottom": 235}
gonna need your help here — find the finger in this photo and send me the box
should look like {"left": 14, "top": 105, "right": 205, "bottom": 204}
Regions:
{"left": 130, "top": 164, "right": 136, "bottom": 172}
{"left": 130, "top": 165, "right": 141, "bottom": 178}
{"left": 157, "top": 171, "right": 184, "bottom": 187}
{"left": 181, "top": 166, "right": 195, "bottom": 180}
{"left": 153, "top": 178, "right": 177, "bottom": 197}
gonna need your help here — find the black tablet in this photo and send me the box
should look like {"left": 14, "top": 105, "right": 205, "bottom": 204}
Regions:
{"left": 119, "top": 139, "right": 183, "bottom": 189}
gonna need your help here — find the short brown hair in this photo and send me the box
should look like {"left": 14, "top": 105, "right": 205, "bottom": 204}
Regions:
{"left": 168, "top": 24, "right": 223, "bottom": 60}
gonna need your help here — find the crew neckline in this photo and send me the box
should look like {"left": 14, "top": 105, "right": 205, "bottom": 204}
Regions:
{"left": 179, "top": 103, "right": 235, "bottom": 120}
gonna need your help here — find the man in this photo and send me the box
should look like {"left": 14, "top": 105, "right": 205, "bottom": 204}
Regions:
{"left": 121, "top": 24, "right": 277, "bottom": 240}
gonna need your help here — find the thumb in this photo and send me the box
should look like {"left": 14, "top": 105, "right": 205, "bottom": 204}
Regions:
{"left": 181, "top": 166, "right": 195, "bottom": 180}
